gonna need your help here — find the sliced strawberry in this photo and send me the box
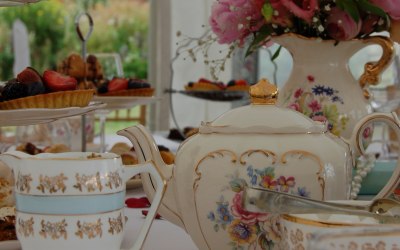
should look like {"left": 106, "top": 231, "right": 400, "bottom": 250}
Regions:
{"left": 108, "top": 78, "right": 128, "bottom": 92}
{"left": 235, "top": 79, "right": 248, "bottom": 86}
{"left": 17, "top": 67, "right": 43, "bottom": 84}
{"left": 198, "top": 78, "right": 213, "bottom": 84}
{"left": 43, "top": 70, "right": 77, "bottom": 92}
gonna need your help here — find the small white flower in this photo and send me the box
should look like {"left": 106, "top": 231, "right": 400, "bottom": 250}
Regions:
{"left": 274, "top": 10, "right": 279, "bottom": 16}
{"left": 318, "top": 25, "right": 324, "bottom": 32}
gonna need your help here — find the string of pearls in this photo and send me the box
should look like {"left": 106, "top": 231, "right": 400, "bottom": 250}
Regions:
{"left": 350, "top": 153, "right": 377, "bottom": 200}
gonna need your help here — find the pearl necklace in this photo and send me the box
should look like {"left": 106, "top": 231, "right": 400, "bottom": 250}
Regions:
{"left": 350, "top": 153, "right": 377, "bottom": 200}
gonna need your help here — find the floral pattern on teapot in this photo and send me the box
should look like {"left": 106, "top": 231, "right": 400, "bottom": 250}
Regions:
{"left": 207, "top": 164, "right": 310, "bottom": 250}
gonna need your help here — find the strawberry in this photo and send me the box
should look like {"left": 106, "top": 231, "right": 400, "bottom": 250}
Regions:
{"left": 235, "top": 79, "right": 248, "bottom": 86}
{"left": 108, "top": 78, "right": 128, "bottom": 92}
{"left": 198, "top": 78, "right": 213, "bottom": 84}
{"left": 43, "top": 70, "right": 77, "bottom": 92}
{"left": 17, "top": 67, "right": 43, "bottom": 84}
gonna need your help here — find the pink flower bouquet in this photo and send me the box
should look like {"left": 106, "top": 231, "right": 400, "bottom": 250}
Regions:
{"left": 209, "top": 0, "right": 400, "bottom": 54}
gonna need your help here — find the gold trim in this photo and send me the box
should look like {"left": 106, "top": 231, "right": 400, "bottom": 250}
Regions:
{"left": 282, "top": 214, "right": 384, "bottom": 228}
{"left": 194, "top": 150, "right": 237, "bottom": 250}
{"left": 359, "top": 36, "right": 394, "bottom": 89}
{"left": 281, "top": 150, "right": 326, "bottom": 200}
{"left": 14, "top": 190, "right": 125, "bottom": 197}
{"left": 16, "top": 208, "right": 124, "bottom": 216}
{"left": 316, "top": 229, "right": 400, "bottom": 241}
{"left": 239, "top": 150, "right": 277, "bottom": 165}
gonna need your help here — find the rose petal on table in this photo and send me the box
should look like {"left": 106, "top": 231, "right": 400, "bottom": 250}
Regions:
{"left": 125, "top": 197, "right": 150, "bottom": 208}
{"left": 141, "top": 210, "right": 162, "bottom": 220}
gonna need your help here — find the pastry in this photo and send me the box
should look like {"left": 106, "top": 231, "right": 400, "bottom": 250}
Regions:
{"left": 16, "top": 142, "right": 43, "bottom": 155}
{"left": 0, "top": 178, "right": 13, "bottom": 208}
{"left": 185, "top": 78, "right": 224, "bottom": 91}
{"left": 0, "top": 69, "right": 94, "bottom": 110}
{"left": 226, "top": 79, "right": 250, "bottom": 91}
{"left": 43, "top": 144, "right": 71, "bottom": 153}
{"left": 158, "top": 145, "right": 175, "bottom": 165}
{"left": 0, "top": 206, "right": 16, "bottom": 242}
{"left": 58, "top": 53, "right": 104, "bottom": 81}
{"left": 97, "top": 78, "right": 154, "bottom": 96}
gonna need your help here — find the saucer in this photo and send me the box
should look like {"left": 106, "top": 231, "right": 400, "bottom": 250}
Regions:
{"left": 0, "top": 240, "right": 20, "bottom": 250}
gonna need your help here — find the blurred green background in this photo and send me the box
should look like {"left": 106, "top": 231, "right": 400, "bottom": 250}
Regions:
{"left": 0, "top": 0, "right": 149, "bottom": 138}
{"left": 0, "top": 0, "right": 149, "bottom": 80}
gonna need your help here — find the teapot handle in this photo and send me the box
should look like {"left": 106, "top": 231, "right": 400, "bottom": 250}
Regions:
{"left": 358, "top": 36, "right": 394, "bottom": 99}
{"left": 121, "top": 161, "right": 167, "bottom": 250}
{"left": 351, "top": 112, "right": 400, "bottom": 199}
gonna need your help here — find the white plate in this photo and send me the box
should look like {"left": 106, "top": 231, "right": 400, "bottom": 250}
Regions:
{"left": 0, "top": 102, "right": 106, "bottom": 127}
{"left": 0, "top": 240, "right": 20, "bottom": 250}
{"left": 92, "top": 96, "right": 161, "bottom": 110}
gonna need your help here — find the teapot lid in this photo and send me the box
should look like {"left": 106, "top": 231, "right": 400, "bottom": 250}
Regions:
{"left": 199, "top": 79, "right": 327, "bottom": 134}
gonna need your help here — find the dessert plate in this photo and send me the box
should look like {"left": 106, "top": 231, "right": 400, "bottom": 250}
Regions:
{"left": 174, "top": 89, "right": 249, "bottom": 102}
{"left": 0, "top": 240, "right": 20, "bottom": 250}
{"left": 92, "top": 96, "right": 161, "bottom": 110}
{"left": 0, "top": 102, "right": 106, "bottom": 127}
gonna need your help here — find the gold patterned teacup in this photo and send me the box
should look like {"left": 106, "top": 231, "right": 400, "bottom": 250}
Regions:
{"left": 0, "top": 151, "right": 166, "bottom": 250}
{"left": 307, "top": 225, "right": 400, "bottom": 250}
{"left": 278, "top": 201, "right": 400, "bottom": 250}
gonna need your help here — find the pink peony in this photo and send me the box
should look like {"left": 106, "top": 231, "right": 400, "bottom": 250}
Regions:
{"left": 269, "top": 0, "right": 293, "bottom": 27}
{"left": 231, "top": 192, "right": 269, "bottom": 225}
{"left": 326, "top": 7, "right": 361, "bottom": 40}
{"left": 209, "top": 0, "right": 266, "bottom": 45}
{"left": 370, "top": 0, "right": 400, "bottom": 20}
{"left": 281, "top": 0, "right": 319, "bottom": 23}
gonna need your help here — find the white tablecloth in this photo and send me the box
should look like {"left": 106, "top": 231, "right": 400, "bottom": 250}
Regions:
{"left": 123, "top": 187, "right": 198, "bottom": 250}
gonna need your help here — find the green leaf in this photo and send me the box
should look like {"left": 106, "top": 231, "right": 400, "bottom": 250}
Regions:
{"left": 271, "top": 46, "right": 282, "bottom": 61}
{"left": 261, "top": 3, "right": 274, "bottom": 22}
{"left": 245, "top": 25, "right": 272, "bottom": 57}
{"left": 357, "top": 0, "right": 389, "bottom": 18}
{"left": 337, "top": 0, "right": 360, "bottom": 22}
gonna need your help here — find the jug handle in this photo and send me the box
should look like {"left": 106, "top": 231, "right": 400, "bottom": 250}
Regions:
{"left": 359, "top": 36, "right": 394, "bottom": 99}
{"left": 351, "top": 112, "right": 400, "bottom": 199}
{"left": 122, "top": 160, "right": 167, "bottom": 250}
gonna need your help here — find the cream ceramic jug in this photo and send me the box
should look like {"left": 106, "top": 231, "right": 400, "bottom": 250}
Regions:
{"left": 0, "top": 151, "right": 166, "bottom": 250}
{"left": 118, "top": 79, "right": 400, "bottom": 250}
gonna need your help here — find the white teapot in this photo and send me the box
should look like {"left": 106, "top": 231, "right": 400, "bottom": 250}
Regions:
{"left": 118, "top": 79, "right": 400, "bottom": 250}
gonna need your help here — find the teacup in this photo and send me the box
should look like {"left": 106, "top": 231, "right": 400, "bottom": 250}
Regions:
{"left": 308, "top": 226, "right": 400, "bottom": 250}
{"left": 0, "top": 151, "right": 166, "bottom": 250}
{"left": 278, "top": 201, "right": 399, "bottom": 250}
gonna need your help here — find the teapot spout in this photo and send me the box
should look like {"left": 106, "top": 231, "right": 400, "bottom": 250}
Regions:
{"left": 117, "top": 125, "right": 185, "bottom": 228}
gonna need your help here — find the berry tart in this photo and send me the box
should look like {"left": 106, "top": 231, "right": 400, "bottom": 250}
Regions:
{"left": 0, "top": 68, "right": 95, "bottom": 110}
{"left": 97, "top": 77, "right": 154, "bottom": 96}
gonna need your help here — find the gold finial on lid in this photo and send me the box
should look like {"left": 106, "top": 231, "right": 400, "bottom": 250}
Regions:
{"left": 250, "top": 78, "right": 278, "bottom": 105}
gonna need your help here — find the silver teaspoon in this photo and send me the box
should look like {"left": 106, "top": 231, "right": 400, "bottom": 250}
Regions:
{"left": 243, "top": 186, "right": 400, "bottom": 220}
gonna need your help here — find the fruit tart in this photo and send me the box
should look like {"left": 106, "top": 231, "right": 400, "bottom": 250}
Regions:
{"left": 97, "top": 77, "right": 154, "bottom": 97}
{"left": 0, "top": 68, "right": 95, "bottom": 110}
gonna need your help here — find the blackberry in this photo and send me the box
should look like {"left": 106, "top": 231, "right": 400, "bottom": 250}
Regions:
{"left": 2, "top": 81, "right": 29, "bottom": 101}
{"left": 97, "top": 81, "right": 109, "bottom": 94}
{"left": 128, "top": 79, "right": 150, "bottom": 89}
{"left": 26, "top": 82, "right": 46, "bottom": 96}
{"left": 227, "top": 80, "right": 236, "bottom": 87}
